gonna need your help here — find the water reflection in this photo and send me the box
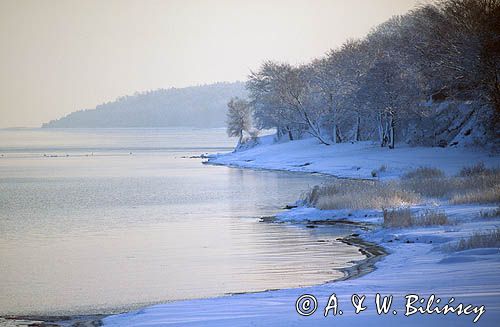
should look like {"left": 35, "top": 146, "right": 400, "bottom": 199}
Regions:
{"left": 0, "top": 129, "right": 364, "bottom": 316}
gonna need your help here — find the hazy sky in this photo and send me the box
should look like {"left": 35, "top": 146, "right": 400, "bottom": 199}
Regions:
{"left": 0, "top": 0, "right": 421, "bottom": 128}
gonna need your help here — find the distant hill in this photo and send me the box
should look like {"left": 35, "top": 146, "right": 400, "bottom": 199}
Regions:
{"left": 42, "top": 82, "right": 247, "bottom": 128}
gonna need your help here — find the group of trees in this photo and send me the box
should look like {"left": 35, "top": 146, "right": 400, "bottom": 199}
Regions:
{"left": 44, "top": 82, "right": 247, "bottom": 128}
{"left": 227, "top": 0, "right": 499, "bottom": 148}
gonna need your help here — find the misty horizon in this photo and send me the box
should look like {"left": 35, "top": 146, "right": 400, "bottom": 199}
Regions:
{"left": 1, "top": 0, "right": 498, "bottom": 325}
{"left": 0, "top": 0, "right": 422, "bottom": 128}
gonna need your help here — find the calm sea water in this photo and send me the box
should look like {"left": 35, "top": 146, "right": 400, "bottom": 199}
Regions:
{"left": 0, "top": 128, "right": 363, "bottom": 316}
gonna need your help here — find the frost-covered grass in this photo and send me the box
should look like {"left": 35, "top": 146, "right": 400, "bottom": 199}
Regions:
{"left": 304, "top": 180, "right": 420, "bottom": 210}
{"left": 382, "top": 208, "right": 413, "bottom": 227}
{"left": 417, "top": 209, "right": 450, "bottom": 226}
{"left": 451, "top": 186, "right": 500, "bottom": 205}
{"left": 480, "top": 207, "right": 500, "bottom": 218}
{"left": 383, "top": 208, "right": 450, "bottom": 228}
{"left": 448, "top": 165, "right": 499, "bottom": 204}
{"left": 458, "top": 162, "right": 495, "bottom": 177}
{"left": 401, "top": 165, "right": 499, "bottom": 200}
{"left": 450, "top": 228, "right": 500, "bottom": 251}
{"left": 402, "top": 166, "right": 445, "bottom": 179}
{"left": 305, "top": 165, "right": 500, "bottom": 210}
{"left": 400, "top": 167, "right": 452, "bottom": 198}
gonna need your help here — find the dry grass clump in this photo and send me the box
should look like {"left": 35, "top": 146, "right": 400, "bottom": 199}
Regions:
{"left": 451, "top": 185, "right": 500, "bottom": 204}
{"left": 401, "top": 176, "right": 455, "bottom": 198}
{"left": 449, "top": 165, "right": 500, "bottom": 204}
{"left": 383, "top": 208, "right": 413, "bottom": 227}
{"left": 418, "top": 209, "right": 450, "bottom": 225}
{"left": 305, "top": 165, "right": 499, "bottom": 212}
{"left": 401, "top": 165, "right": 500, "bottom": 201}
{"left": 383, "top": 208, "right": 450, "bottom": 228}
{"left": 454, "top": 165, "right": 499, "bottom": 189}
{"left": 371, "top": 165, "right": 387, "bottom": 178}
{"left": 458, "top": 162, "right": 493, "bottom": 177}
{"left": 480, "top": 207, "right": 500, "bottom": 218}
{"left": 305, "top": 180, "right": 420, "bottom": 210}
{"left": 402, "top": 167, "right": 445, "bottom": 180}
{"left": 451, "top": 229, "right": 500, "bottom": 251}
{"left": 400, "top": 167, "right": 452, "bottom": 198}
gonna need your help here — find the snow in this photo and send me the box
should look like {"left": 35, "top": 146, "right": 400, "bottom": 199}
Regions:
{"left": 103, "top": 204, "right": 500, "bottom": 326}
{"left": 207, "top": 138, "right": 497, "bottom": 179}
{"left": 103, "top": 140, "right": 500, "bottom": 326}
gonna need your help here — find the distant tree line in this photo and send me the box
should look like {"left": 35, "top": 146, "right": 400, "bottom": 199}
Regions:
{"left": 227, "top": 0, "right": 499, "bottom": 148}
{"left": 43, "top": 82, "right": 246, "bottom": 128}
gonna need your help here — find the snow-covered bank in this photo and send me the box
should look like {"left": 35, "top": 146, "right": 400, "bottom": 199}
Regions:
{"left": 208, "top": 138, "right": 497, "bottom": 179}
{"left": 103, "top": 140, "right": 499, "bottom": 326}
{"left": 104, "top": 204, "right": 500, "bottom": 326}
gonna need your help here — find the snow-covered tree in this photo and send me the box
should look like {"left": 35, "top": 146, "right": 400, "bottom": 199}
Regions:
{"left": 311, "top": 39, "right": 372, "bottom": 143}
{"left": 247, "top": 61, "right": 300, "bottom": 141}
{"left": 226, "top": 97, "right": 253, "bottom": 147}
{"left": 229, "top": 0, "right": 499, "bottom": 149}
{"left": 248, "top": 61, "right": 330, "bottom": 144}
{"left": 410, "top": 0, "right": 500, "bottom": 135}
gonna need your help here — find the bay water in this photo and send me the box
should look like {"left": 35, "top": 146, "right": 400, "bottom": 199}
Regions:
{"left": 0, "top": 128, "right": 363, "bottom": 316}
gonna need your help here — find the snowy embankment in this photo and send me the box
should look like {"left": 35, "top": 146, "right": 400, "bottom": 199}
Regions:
{"left": 104, "top": 205, "right": 500, "bottom": 326}
{"left": 104, "top": 139, "right": 499, "bottom": 326}
{"left": 207, "top": 137, "right": 497, "bottom": 179}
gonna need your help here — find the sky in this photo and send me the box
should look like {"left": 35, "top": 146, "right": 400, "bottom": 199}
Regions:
{"left": 0, "top": 0, "right": 422, "bottom": 128}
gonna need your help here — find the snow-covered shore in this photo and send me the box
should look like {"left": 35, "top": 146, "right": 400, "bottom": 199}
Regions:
{"left": 104, "top": 139, "right": 499, "bottom": 326}
{"left": 207, "top": 137, "right": 498, "bottom": 179}
{"left": 104, "top": 205, "right": 500, "bottom": 326}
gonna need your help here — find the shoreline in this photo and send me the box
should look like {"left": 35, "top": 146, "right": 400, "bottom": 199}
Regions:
{"left": 336, "top": 234, "right": 387, "bottom": 282}
{"left": 0, "top": 315, "right": 104, "bottom": 327}
{"left": 0, "top": 221, "right": 386, "bottom": 327}
{"left": 206, "top": 138, "right": 497, "bottom": 180}
{"left": 102, "top": 142, "right": 499, "bottom": 326}
{"left": 6, "top": 140, "right": 499, "bottom": 326}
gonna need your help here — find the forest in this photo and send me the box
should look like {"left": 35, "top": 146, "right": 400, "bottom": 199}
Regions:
{"left": 43, "top": 82, "right": 246, "bottom": 128}
{"left": 228, "top": 0, "right": 499, "bottom": 149}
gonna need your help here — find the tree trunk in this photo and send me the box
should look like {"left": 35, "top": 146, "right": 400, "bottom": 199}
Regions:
{"left": 238, "top": 130, "right": 243, "bottom": 148}
{"left": 286, "top": 126, "right": 294, "bottom": 141}
{"left": 330, "top": 93, "right": 337, "bottom": 144}
{"left": 389, "top": 114, "right": 395, "bottom": 149}
{"left": 384, "top": 114, "right": 391, "bottom": 147}
{"left": 336, "top": 126, "right": 343, "bottom": 143}
{"left": 332, "top": 124, "right": 337, "bottom": 144}
{"left": 378, "top": 112, "right": 386, "bottom": 147}
{"left": 303, "top": 111, "right": 330, "bottom": 145}
{"left": 276, "top": 126, "right": 283, "bottom": 140}
{"left": 354, "top": 114, "right": 360, "bottom": 142}
{"left": 295, "top": 97, "right": 330, "bottom": 146}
